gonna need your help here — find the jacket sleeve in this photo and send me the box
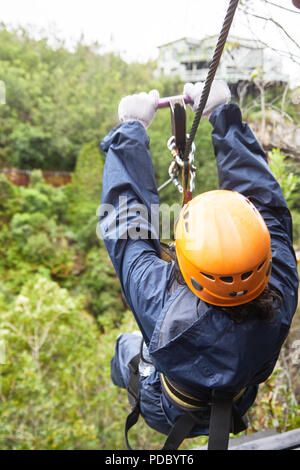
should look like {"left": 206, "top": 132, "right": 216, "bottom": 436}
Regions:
{"left": 210, "top": 103, "right": 299, "bottom": 326}
{"left": 99, "top": 121, "right": 174, "bottom": 344}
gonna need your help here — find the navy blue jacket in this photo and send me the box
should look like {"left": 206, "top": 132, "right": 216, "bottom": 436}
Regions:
{"left": 100, "top": 103, "right": 298, "bottom": 436}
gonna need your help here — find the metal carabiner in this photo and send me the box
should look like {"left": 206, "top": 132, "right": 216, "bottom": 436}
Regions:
{"left": 165, "top": 136, "right": 196, "bottom": 194}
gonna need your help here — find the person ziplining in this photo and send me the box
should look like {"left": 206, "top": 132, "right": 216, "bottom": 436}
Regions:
{"left": 98, "top": 0, "right": 299, "bottom": 451}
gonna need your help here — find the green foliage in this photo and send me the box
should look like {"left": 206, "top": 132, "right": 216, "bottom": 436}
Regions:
{"left": 29, "top": 169, "right": 44, "bottom": 185}
{"left": 8, "top": 211, "right": 73, "bottom": 277}
{"left": 268, "top": 148, "right": 300, "bottom": 207}
{"left": 0, "top": 25, "right": 161, "bottom": 171}
{"left": 248, "top": 348, "right": 300, "bottom": 433}
{"left": 191, "top": 117, "right": 218, "bottom": 195}
{"left": 0, "top": 278, "right": 204, "bottom": 450}
{"left": 65, "top": 141, "right": 103, "bottom": 250}
{"left": 291, "top": 210, "right": 300, "bottom": 248}
{"left": 81, "top": 246, "right": 124, "bottom": 323}
{"left": 72, "top": 141, "right": 103, "bottom": 198}
{"left": 267, "top": 148, "right": 300, "bottom": 248}
{"left": 0, "top": 174, "right": 19, "bottom": 220}
{"left": 0, "top": 179, "right": 74, "bottom": 288}
{"left": 31, "top": 183, "right": 69, "bottom": 223}
{"left": 20, "top": 188, "right": 51, "bottom": 214}
{"left": 0, "top": 277, "right": 103, "bottom": 449}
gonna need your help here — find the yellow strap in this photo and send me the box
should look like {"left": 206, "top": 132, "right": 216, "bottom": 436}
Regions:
{"left": 161, "top": 374, "right": 245, "bottom": 410}
{"left": 161, "top": 374, "right": 204, "bottom": 409}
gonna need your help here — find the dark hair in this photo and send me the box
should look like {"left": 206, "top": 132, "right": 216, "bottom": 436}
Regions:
{"left": 174, "top": 257, "right": 282, "bottom": 324}
{"left": 221, "top": 285, "right": 282, "bottom": 324}
{"left": 174, "top": 258, "right": 186, "bottom": 285}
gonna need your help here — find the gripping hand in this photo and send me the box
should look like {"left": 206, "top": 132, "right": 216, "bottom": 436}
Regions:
{"left": 183, "top": 80, "right": 231, "bottom": 118}
{"left": 118, "top": 90, "right": 160, "bottom": 129}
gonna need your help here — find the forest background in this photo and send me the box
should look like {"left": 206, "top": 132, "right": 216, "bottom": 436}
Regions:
{"left": 0, "top": 23, "right": 299, "bottom": 450}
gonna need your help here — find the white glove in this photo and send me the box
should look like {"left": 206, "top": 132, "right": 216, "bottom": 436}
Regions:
{"left": 183, "top": 80, "right": 231, "bottom": 118}
{"left": 118, "top": 89, "right": 160, "bottom": 129}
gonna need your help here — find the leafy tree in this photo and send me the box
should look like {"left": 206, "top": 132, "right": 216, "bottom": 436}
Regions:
{"left": 268, "top": 148, "right": 300, "bottom": 206}
{"left": 0, "top": 25, "right": 161, "bottom": 171}
{"left": 0, "top": 174, "right": 19, "bottom": 221}
{"left": 0, "top": 277, "right": 103, "bottom": 449}
{"left": 81, "top": 246, "right": 124, "bottom": 324}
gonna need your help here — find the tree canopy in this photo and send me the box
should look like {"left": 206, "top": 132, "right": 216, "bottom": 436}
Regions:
{"left": 0, "top": 24, "right": 299, "bottom": 450}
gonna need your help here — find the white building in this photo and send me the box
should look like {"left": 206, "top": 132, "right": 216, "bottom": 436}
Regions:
{"left": 156, "top": 35, "right": 289, "bottom": 87}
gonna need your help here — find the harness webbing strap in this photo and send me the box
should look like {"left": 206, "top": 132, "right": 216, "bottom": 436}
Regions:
{"left": 125, "top": 351, "right": 142, "bottom": 450}
{"left": 127, "top": 352, "right": 141, "bottom": 408}
{"left": 208, "top": 391, "right": 233, "bottom": 450}
{"left": 160, "top": 374, "right": 247, "bottom": 450}
{"left": 161, "top": 374, "right": 209, "bottom": 409}
{"left": 125, "top": 401, "right": 140, "bottom": 451}
{"left": 162, "top": 413, "right": 198, "bottom": 451}
{"left": 124, "top": 350, "right": 247, "bottom": 451}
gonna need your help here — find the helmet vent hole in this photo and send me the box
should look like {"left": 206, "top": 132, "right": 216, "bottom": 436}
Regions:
{"left": 183, "top": 211, "right": 189, "bottom": 220}
{"left": 191, "top": 277, "right": 203, "bottom": 291}
{"left": 220, "top": 276, "right": 233, "bottom": 283}
{"left": 201, "top": 272, "right": 214, "bottom": 280}
{"left": 229, "top": 290, "right": 248, "bottom": 297}
{"left": 184, "top": 222, "right": 189, "bottom": 233}
{"left": 257, "top": 259, "right": 266, "bottom": 271}
{"left": 241, "top": 271, "right": 253, "bottom": 280}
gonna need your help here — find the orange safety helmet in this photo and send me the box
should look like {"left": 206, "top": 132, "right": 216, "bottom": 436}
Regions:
{"left": 175, "top": 190, "right": 272, "bottom": 307}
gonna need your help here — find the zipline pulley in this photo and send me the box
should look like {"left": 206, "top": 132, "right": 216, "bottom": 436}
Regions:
{"left": 157, "top": 96, "right": 196, "bottom": 205}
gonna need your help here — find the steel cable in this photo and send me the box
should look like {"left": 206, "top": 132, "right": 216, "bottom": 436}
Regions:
{"left": 183, "top": 0, "right": 240, "bottom": 161}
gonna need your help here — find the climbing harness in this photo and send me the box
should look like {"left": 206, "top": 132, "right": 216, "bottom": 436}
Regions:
{"left": 124, "top": 341, "right": 247, "bottom": 451}
{"left": 160, "top": 374, "right": 247, "bottom": 451}
{"left": 125, "top": 0, "right": 242, "bottom": 452}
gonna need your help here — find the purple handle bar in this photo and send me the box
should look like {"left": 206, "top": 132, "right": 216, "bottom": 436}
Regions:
{"left": 157, "top": 95, "right": 194, "bottom": 109}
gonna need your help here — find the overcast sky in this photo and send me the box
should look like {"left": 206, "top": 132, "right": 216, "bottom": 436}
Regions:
{"left": 1, "top": 0, "right": 300, "bottom": 84}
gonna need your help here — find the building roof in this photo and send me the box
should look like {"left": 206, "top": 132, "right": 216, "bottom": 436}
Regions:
{"left": 158, "top": 35, "right": 264, "bottom": 50}
{"left": 157, "top": 37, "right": 202, "bottom": 48}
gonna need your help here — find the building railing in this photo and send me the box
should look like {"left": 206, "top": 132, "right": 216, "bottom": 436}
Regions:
{"left": 0, "top": 168, "right": 72, "bottom": 187}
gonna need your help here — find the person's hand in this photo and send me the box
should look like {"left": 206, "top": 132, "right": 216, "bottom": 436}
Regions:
{"left": 118, "top": 89, "right": 160, "bottom": 129}
{"left": 183, "top": 80, "right": 231, "bottom": 118}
